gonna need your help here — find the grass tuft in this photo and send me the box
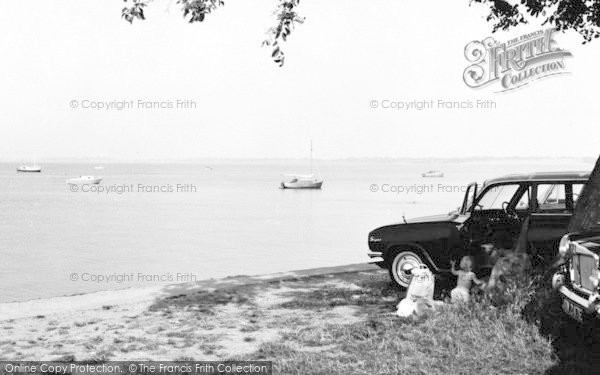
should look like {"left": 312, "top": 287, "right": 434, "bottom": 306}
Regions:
{"left": 149, "top": 286, "right": 256, "bottom": 313}
{"left": 243, "top": 270, "right": 556, "bottom": 375}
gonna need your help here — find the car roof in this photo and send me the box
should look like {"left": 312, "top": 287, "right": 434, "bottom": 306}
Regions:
{"left": 483, "top": 171, "right": 591, "bottom": 186}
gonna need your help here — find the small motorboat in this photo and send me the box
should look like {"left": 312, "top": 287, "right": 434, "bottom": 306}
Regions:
{"left": 17, "top": 165, "right": 42, "bottom": 173}
{"left": 280, "top": 174, "right": 323, "bottom": 189}
{"left": 422, "top": 170, "right": 444, "bottom": 178}
{"left": 66, "top": 175, "right": 102, "bottom": 184}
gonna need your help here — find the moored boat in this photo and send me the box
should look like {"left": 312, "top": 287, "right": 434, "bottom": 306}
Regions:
{"left": 280, "top": 174, "right": 323, "bottom": 189}
{"left": 280, "top": 140, "right": 323, "bottom": 189}
{"left": 422, "top": 170, "right": 444, "bottom": 178}
{"left": 17, "top": 165, "right": 42, "bottom": 173}
{"left": 66, "top": 175, "right": 102, "bottom": 184}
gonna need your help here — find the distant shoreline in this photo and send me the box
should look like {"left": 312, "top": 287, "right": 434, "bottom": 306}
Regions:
{"left": 0, "top": 156, "right": 596, "bottom": 164}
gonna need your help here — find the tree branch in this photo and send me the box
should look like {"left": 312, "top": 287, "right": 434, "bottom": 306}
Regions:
{"left": 471, "top": 0, "right": 600, "bottom": 42}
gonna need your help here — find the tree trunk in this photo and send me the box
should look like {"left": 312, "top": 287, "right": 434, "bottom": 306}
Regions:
{"left": 568, "top": 155, "right": 600, "bottom": 233}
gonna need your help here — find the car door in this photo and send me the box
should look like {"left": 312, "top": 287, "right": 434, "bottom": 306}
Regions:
{"left": 527, "top": 182, "right": 583, "bottom": 262}
{"left": 463, "top": 183, "right": 527, "bottom": 251}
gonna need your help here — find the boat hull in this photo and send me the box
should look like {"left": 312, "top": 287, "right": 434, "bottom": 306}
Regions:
{"left": 17, "top": 167, "right": 41, "bottom": 173}
{"left": 281, "top": 181, "right": 323, "bottom": 189}
{"left": 66, "top": 177, "right": 102, "bottom": 185}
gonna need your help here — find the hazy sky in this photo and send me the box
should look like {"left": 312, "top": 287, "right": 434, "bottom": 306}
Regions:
{"left": 0, "top": 0, "right": 598, "bottom": 161}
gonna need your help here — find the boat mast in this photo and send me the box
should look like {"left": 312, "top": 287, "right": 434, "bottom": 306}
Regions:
{"left": 310, "top": 140, "right": 313, "bottom": 175}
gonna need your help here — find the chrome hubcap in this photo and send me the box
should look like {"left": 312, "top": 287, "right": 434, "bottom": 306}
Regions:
{"left": 393, "top": 253, "right": 422, "bottom": 287}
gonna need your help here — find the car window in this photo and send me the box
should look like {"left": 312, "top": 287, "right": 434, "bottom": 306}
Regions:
{"left": 515, "top": 186, "right": 532, "bottom": 211}
{"left": 475, "top": 184, "right": 521, "bottom": 210}
{"left": 536, "top": 184, "right": 567, "bottom": 211}
{"left": 573, "top": 183, "right": 585, "bottom": 205}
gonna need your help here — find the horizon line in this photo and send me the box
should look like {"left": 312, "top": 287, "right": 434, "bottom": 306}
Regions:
{"left": 2, "top": 155, "right": 598, "bottom": 163}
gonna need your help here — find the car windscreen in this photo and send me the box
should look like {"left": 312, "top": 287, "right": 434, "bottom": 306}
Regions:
{"left": 475, "top": 184, "right": 520, "bottom": 210}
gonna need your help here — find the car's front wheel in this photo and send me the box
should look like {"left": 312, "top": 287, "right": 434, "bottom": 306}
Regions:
{"left": 388, "top": 250, "right": 424, "bottom": 289}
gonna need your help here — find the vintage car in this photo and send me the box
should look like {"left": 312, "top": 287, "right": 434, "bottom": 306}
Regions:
{"left": 368, "top": 171, "right": 590, "bottom": 288}
{"left": 552, "top": 232, "right": 600, "bottom": 322}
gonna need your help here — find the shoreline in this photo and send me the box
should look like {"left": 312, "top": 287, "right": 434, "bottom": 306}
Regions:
{"left": 0, "top": 262, "right": 387, "bottom": 362}
{"left": 0, "top": 263, "right": 375, "bottom": 321}
{"left": 0, "top": 261, "right": 556, "bottom": 373}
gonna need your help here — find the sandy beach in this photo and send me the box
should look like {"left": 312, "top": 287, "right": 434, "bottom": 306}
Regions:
{"left": 0, "top": 263, "right": 379, "bottom": 361}
{"left": 0, "top": 262, "right": 560, "bottom": 374}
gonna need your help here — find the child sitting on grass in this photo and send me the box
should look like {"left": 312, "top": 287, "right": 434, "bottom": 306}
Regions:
{"left": 450, "top": 256, "right": 484, "bottom": 303}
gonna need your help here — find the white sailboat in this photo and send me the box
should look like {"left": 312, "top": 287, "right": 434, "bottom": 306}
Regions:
{"left": 280, "top": 141, "right": 323, "bottom": 189}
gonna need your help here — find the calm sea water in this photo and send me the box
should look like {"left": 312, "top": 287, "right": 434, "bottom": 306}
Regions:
{"left": 0, "top": 159, "right": 593, "bottom": 303}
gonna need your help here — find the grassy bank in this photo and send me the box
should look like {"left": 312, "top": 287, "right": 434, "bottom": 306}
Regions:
{"left": 0, "top": 267, "right": 559, "bottom": 374}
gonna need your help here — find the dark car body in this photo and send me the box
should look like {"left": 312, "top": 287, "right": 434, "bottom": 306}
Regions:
{"left": 552, "top": 232, "right": 600, "bottom": 322}
{"left": 368, "top": 171, "right": 590, "bottom": 288}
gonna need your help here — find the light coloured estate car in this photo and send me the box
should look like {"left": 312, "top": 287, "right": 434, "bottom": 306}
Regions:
{"left": 553, "top": 232, "right": 600, "bottom": 322}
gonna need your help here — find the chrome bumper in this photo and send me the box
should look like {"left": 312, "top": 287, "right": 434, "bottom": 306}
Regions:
{"left": 367, "top": 251, "right": 384, "bottom": 264}
{"left": 554, "top": 274, "right": 600, "bottom": 315}
{"left": 557, "top": 286, "right": 600, "bottom": 314}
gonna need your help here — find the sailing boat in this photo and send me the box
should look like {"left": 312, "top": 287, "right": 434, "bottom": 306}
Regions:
{"left": 280, "top": 141, "right": 323, "bottom": 189}
{"left": 17, "top": 157, "right": 41, "bottom": 173}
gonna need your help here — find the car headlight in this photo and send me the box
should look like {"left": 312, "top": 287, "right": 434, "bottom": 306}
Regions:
{"left": 552, "top": 273, "right": 565, "bottom": 289}
{"left": 558, "top": 234, "right": 571, "bottom": 257}
{"left": 590, "top": 269, "right": 600, "bottom": 289}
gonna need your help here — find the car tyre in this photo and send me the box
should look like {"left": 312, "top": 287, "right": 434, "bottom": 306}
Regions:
{"left": 388, "top": 250, "right": 424, "bottom": 289}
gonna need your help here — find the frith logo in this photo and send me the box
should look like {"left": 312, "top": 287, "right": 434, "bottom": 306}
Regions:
{"left": 463, "top": 28, "right": 572, "bottom": 92}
